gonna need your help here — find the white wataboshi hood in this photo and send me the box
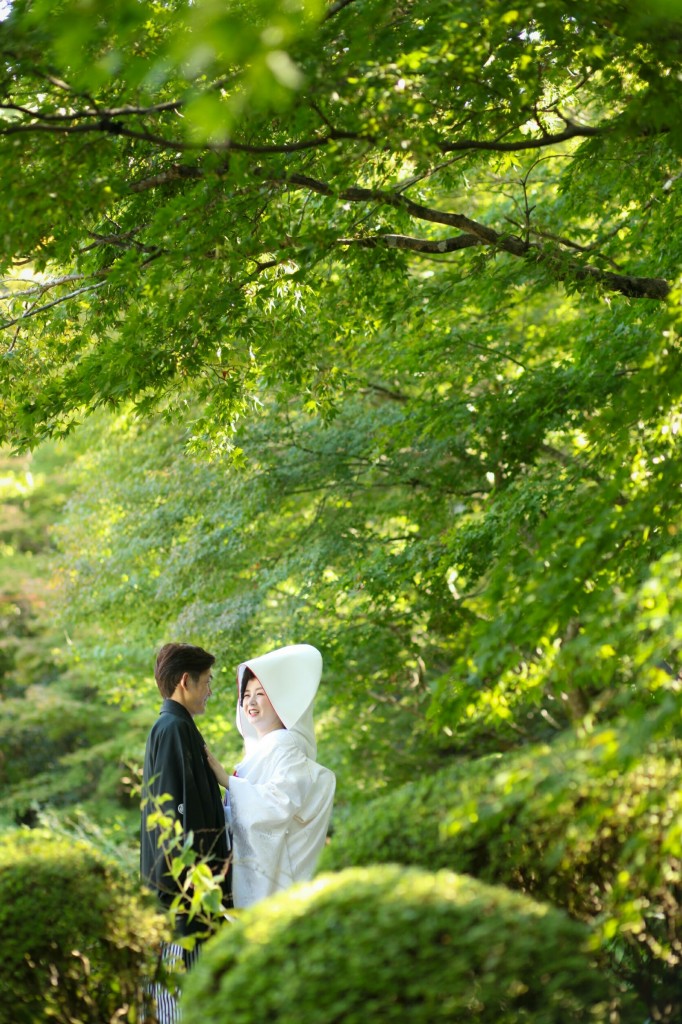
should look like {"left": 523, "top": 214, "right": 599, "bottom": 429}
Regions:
{"left": 236, "top": 643, "right": 323, "bottom": 758}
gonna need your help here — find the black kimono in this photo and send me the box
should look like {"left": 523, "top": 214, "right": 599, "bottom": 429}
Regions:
{"left": 140, "top": 699, "right": 231, "bottom": 919}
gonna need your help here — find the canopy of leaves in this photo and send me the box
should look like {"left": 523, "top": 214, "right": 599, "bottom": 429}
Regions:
{"left": 1, "top": 0, "right": 681, "bottom": 445}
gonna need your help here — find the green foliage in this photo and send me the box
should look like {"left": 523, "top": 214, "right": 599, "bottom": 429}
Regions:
{"left": 29, "top": 409, "right": 443, "bottom": 800}
{"left": 1, "top": 1, "right": 680, "bottom": 776}
{"left": 0, "top": 5, "right": 680, "bottom": 1018}
{"left": 0, "top": 446, "right": 70, "bottom": 699}
{"left": 0, "top": 727, "right": 149, "bottom": 838}
{"left": 0, "top": 828, "right": 170, "bottom": 1024}
{"left": 182, "top": 865, "right": 631, "bottom": 1024}
{"left": 1, "top": 0, "right": 680, "bottom": 446}
{"left": 321, "top": 712, "right": 682, "bottom": 1022}
{"left": 0, "top": 691, "right": 120, "bottom": 788}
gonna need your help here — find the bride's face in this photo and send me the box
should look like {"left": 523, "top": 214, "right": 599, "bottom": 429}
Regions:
{"left": 241, "top": 679, "right": 284, "bottom": 736}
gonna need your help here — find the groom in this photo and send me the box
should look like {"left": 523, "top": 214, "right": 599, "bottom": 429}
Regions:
{"left": 141, "top": 642, "right": 231, "bottom": 955}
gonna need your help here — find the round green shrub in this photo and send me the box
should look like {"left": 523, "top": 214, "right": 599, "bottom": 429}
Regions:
{"left": 0, "top": 827, "right": 170, "bottom": 1024}
{"left": 181, "top": 865, "right": 616, "bottom": 1024}
{"left": 320, "top": 727, "right": 678, "bottom": 1022}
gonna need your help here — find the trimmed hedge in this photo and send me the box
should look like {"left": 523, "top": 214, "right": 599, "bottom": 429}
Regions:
{"left": 0, "top": 828, "right": 170, "bottom": 1024}
{"left": 320, "top": 724, "right": 681, "bottom": 1022}
{"left": 181, "top": 865, "right": 627, "bottom": 1024}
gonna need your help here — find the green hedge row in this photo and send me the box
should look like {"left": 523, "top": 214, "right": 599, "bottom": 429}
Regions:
{"left": 0, "top": 828, "right": 169, "bottom": 1024}
{"left": 181, "top": 865, "right": 634, "bottom": 1024}
{"left": 320, "top": 721, "right": 681, "bottom": 1022}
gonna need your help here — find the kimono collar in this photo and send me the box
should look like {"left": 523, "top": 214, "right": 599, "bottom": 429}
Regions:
{"left": 160, "top": 698, "right": 203, "bottom": 736}
{"left": 160, "top": 698, "right": 194, "bottom": 721}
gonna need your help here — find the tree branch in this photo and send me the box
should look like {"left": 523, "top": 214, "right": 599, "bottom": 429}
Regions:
{"left": 337, "top": 232, "right": 482, "bottom": 254}
{"left": 0, "top": 272, "right": 86, "bottom": 298}
{"left": 324, "top": 0, "right": 360, "bottom": 18}
{"left": 0, "top": 95, "right": 610, "bottom": 158}
{"left": 129, "top": 163, "right": 207, "bottom": 192}
{"left": 360, "top": 383, "right": 410, "bottom": 403}
{"left": 0, "top": 115, "right": 366, "bottom": 153}
{"left": 1, "top": 281, "right": 106, "bottom": 334}
{"left": 438, "top": 120, "right": 604, "bottom": 153}
{"left": 282, "top": 175, "right": 670, "bottom": 300}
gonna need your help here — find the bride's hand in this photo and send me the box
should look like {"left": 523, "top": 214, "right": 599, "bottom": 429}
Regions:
{"left": 205, "top": 744, "right": 230, "bottom": 788}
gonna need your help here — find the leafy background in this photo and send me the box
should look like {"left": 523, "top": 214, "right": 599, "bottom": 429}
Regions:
{"left": 1, "top": 0, "right": 681, "bottom": 1020}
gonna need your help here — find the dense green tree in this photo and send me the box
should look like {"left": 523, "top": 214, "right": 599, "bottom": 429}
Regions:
{"left": 1, "top": 2, "right": 681, "bottom": 1019}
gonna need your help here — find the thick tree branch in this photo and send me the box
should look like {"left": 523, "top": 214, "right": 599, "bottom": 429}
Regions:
{"left": 285, "top": 173, "right": 523, "bottom": 244}
{"left": 282, "top": 174, "right": 670, "bottom": 300}
{"left": 438, "top": 120, "right": 604, "bottom": 153}
{"left": 0, "top": 112, "right": 602, "bottom": 155}
{"left": 0, "top": 114, "right": 365, "bottom": 153}
{"left": 337, "top": 233, "right": 482, "bottom": 254}
{"left": 0, "top": 100, "right": 182, "bottom": 122}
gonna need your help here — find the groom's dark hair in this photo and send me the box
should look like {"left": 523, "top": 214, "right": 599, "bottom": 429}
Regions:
{"left": 154, "top": 642, "right": 215, "bottom": 698}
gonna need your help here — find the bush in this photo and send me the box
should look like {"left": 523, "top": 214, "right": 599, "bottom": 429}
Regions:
{"left": 320, "top": 720, "right": 681, "bottom": 1023}
{"left": 319, "top": 757, "right": 477, "bottom": 874}
{"left": 0, "top": 828, "right": 170, "bottom": 1024}
{"left": 0, "top": 691, "right": 119, "bottom": 789}
{"left": 181, "top": 865, "right": 629, "bottom": 1024}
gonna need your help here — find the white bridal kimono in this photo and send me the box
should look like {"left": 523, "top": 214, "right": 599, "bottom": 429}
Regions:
{"left": 227, "top": 644, "right": 336, "bottom": 908}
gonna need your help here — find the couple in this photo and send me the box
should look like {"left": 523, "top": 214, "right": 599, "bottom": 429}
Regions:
{"left": 140, "top": 641, "right": 335, "bottom": 950}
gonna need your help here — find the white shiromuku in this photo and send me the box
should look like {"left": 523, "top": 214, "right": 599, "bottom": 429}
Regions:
{"left": 227, "top": 643, "right": 336, "bottom": 908}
